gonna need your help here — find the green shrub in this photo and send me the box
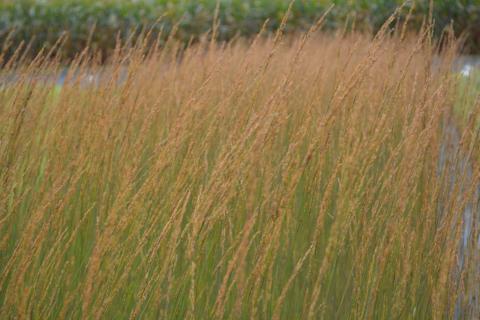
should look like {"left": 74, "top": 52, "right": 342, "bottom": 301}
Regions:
{"left": 0, "top": 0, "right": 479, "bottom": 60}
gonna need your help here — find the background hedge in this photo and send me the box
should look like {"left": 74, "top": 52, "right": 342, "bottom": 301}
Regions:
{"left": 0, "top": 0, "right": 479, "bottom": 60}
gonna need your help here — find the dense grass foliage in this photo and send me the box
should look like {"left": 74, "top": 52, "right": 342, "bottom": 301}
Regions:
{"left": 1, "top": 22, "right": 480, "bottom": 319}
{"left": 0, "top": 0, "right": 479, "bottom": 60}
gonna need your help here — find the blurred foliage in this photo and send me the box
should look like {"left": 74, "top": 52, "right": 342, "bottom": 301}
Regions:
{"left": 0, "top": 0, "right": 479, "bottom": 60}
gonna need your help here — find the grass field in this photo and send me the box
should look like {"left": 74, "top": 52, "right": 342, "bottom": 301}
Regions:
{"left": 0, "top": 15, "right": 480, "bottom": 319}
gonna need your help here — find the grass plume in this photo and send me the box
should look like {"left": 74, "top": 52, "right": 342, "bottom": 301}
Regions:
{"left": 0, "top": 21, "right": 479, "bottom": 319}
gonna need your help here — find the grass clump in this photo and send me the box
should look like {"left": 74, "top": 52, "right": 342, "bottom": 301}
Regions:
{"left": 0, "top": 18, "right": 479, "bottom": 319}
